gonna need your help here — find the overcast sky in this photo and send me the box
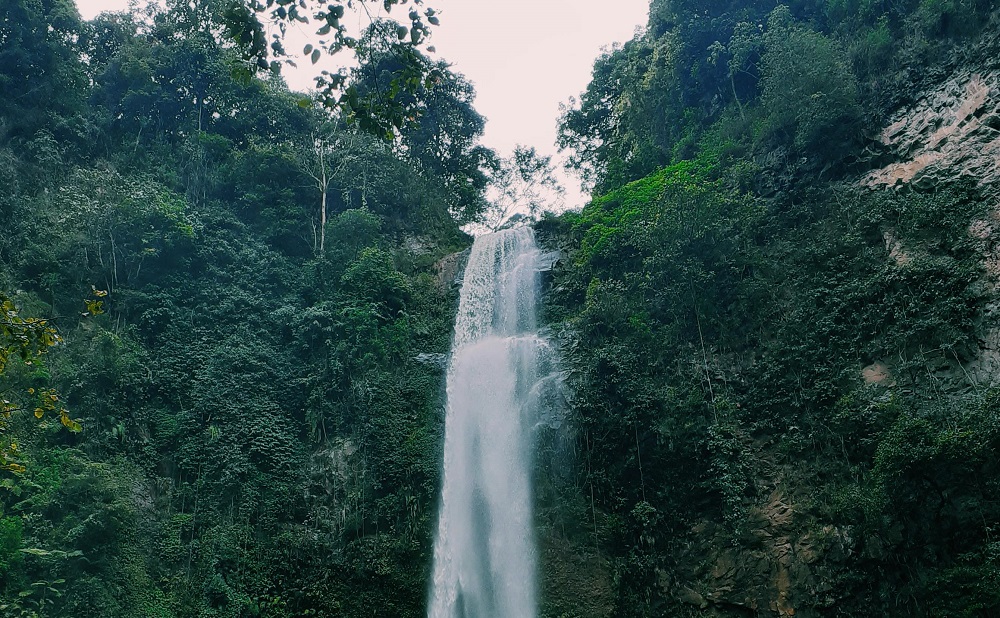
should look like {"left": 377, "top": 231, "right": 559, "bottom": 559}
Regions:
{"left": 74, "top": 0, "right": 648, "bottom": 208}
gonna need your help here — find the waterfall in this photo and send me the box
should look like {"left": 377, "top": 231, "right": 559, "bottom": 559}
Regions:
{"left": 429, "top": 227, "right": 553, "bottom": 618}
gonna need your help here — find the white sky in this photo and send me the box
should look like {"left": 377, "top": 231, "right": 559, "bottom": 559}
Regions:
{"left": 75, "top": 0, "right": 648, "bottom": 208}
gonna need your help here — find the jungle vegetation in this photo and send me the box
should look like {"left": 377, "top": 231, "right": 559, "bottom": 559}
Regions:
{"left": 2, "top": 0, "right": 1000, "bottom": 616}
{"left": 541, "top": 0, "right": 1000, "bottom": 616}
{"left": 1, "top": 1, "right": 485, "bottom": 615}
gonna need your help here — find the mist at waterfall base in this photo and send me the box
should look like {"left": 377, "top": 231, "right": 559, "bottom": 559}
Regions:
{"left": 428, "top": 228, "right": 565, "bottom": 618}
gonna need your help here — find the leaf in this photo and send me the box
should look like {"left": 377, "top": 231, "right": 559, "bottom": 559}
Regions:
{"left": 60, "top": 411, "right": 82, "bottom": 433}
{"left": 311, "top": 48, "right": 321, "bottom": 64}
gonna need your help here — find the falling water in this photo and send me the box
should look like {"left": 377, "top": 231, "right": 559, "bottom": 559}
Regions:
{"left": 429, "top": 227, "right": 554, "bottom": 618}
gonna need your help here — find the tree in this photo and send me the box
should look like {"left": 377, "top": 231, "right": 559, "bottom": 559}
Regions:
{"left": 350, "top": 25, "right": 495, "bottom": 222}
{"left": 296, "top": 125, "right": 362, "bottom": 255}
{"left": 481, "top": 146, "right": 565, "bottom": 232}
{"left": 220, "top": 0, "right": 440, "bottom": 135}
{"left": 307, "top": 133, "right": 333, "bottom": 255}
{"left": 759, "top": 6, "right": 861, "bottom": 155}
{"left": 0, "top": 0, "right": 87, "bottom": 142}
{"left": 708, "top": 21, "right": 764, "bottom": 121}
{"left": 557, "top": 39, "right": 661, "bottom": 194}
{"left": 51, "top": 168, "right": 195, "bottom": 295}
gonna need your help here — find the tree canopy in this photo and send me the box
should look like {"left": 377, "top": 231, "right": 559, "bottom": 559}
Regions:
{"left": 4, "top": 0, "right": 1000, "bottom": 615}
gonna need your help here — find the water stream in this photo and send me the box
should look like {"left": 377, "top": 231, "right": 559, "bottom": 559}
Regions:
{"left": 428, "top": 227, "right": 553, "bottom": 618}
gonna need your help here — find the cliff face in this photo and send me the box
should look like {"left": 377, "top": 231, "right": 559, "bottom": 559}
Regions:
{"left": 664, "top": 56, "right": 1000, "bottom": 618}
{"left": 865, "top": 62, "right": 1000, "bottom": 387}
{"left": 865, "top": 71, "right": 1000, "bottom": 195}
{"left": 539, "top": 27, "right": 1000, "bottom": 615}
{"left": 665, "top": 491, "right": 853, "bottom": 617}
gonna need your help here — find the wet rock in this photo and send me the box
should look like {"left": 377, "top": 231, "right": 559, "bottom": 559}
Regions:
{"left": 403, "top": 235, "right": 434, "bottom": 255}
{"left": 861, "top": 361, "right": 894, "bottom": 386}
{"left": 434, "top": 248, "right": 470, "bottom": 290}
{"left": 864, "top": 67, "right": 1000, "bottom": 389}
{"left": 414, "top": 352, "right": 448, "bottom": 369}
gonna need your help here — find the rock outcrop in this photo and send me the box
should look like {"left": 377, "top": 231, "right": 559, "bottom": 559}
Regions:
{"left": 433, "top": 248, "right": 470, "bottom": 290}
{"left": 864, "top": 68, "right": 1000, "bottom": 389}
{"left": 668, "top": 490, "right": 853, "bottom": 618}
{"left": 864, "top": 71, "right": 1000, "bottom": 195}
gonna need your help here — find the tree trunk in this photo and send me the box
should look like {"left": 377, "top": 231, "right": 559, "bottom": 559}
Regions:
{"left": 319, "top": 144, "right": 328, "bottom": 254}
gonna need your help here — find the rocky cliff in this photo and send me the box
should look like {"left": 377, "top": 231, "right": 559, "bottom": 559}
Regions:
{"left": 656, "top": 47, "right": 1000, "bottom": 618}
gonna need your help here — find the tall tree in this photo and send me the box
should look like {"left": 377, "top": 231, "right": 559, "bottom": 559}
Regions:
{"left": 351, "top": 23, "right": 494, "bottom": 223}
{"left": 221, "top": 0, "right": 440, "bottom": 136}
{"left": 557, "top": 39, "right": 660, "bottom": 194}
{"left": 0, "top": 0, "right": 87, "bottom": 142}
{"left": 482, "top": 146, "right": 565, "bottom": 232}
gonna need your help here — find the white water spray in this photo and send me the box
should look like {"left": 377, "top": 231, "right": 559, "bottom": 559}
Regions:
{"left": 429, "top": 227, "right": 553, "bottom": 618}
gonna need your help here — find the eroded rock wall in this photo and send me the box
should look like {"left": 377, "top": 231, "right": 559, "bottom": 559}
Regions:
{"left": 864, "top": 71, "right": 1000, "bottom": 195}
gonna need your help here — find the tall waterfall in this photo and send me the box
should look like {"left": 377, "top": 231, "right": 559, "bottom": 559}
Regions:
{"left": 429, "top": 227, "right": 552, "bottom": 618}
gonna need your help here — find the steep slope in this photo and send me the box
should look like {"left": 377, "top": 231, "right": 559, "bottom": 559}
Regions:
{"left": 539, "top": 4, "right": 1000, "bottom": 617}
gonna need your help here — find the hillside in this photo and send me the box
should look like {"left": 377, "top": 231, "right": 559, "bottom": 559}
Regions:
{"left": 3, "top": 1, "right": 1000, "bottom": 617}
{"left": 538, "top": 2, "right": 1000, "bottom": 616}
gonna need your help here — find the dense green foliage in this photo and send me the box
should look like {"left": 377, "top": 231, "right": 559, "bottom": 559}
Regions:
{"left": 5, "top": 0, "right": 1000, "bottom": 616}
{"left": 0, "top": 1, "right": 490, "bottom": 615}
{"left": 219, "top": 0, "right": 441, "bottom": 136}
{"left": 541, "top": 167, "right": 1000, "bottom": 616}
{"left": 543, "top": 1, "right": 1000, "bottom": 616}
{"left": 559, "top": 0, "right": 995, "bottom": 194}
